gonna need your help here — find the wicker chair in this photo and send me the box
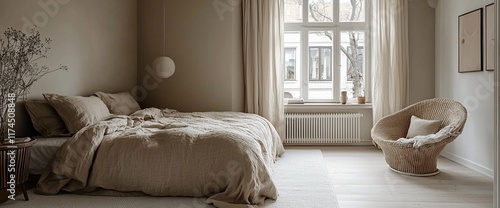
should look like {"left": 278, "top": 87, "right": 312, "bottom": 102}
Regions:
{"left": 371, "top": 98, "right": 467, "bottom": 176}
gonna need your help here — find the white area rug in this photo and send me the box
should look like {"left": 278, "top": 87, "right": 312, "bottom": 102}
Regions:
{"left": 263, "top": 149, "right": 338, "bottom": 207}
{"left": 4, "top": 150, "right": 338, "bottom": 208}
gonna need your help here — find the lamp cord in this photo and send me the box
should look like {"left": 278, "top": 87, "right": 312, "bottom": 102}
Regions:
{"left": 163, "top": 0, "right": 166, "bottom": 56}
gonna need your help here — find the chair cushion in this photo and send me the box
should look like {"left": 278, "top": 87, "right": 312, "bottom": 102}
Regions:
{"left": 406, "top": 115, "right": 442, "bottom": 138}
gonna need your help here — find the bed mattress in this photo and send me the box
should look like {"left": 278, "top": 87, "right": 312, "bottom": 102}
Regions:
{"left": 30, "top": 137, "right": 69, "bottom": 175}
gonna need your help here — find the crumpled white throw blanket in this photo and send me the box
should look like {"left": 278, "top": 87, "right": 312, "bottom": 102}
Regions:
{"left": 396, "top": 125, "right": 459, "bottom": 148}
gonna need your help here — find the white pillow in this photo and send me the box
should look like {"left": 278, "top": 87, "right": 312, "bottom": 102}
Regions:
{"left": 406, "top": 115, "right": 442, "bottom": 138}
{"left": 43, "top": 93, "right": 111, "bottom": 134}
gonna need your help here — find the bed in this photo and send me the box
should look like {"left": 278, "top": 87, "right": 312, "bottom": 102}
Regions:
{"left": 29, "top": 137, "right": 69, "bottom": 175}
{"left": 25, "top": 92, "right": 285, "bottom": 208}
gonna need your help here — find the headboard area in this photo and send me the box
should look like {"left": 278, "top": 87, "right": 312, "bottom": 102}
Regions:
{"left": 14, "top": 91, "right": 142, "bottom": 139}
{"left": 14, "top": 102, "right": 39, "bottom": 138}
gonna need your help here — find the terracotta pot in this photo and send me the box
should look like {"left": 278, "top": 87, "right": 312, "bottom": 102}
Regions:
{"left": 357, "top": 96, "right": 365, "bottom": 104}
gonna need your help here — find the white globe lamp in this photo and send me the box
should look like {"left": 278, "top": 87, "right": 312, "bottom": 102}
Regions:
{"left": 154, "top": 56, "right": 175, "bottom": 78}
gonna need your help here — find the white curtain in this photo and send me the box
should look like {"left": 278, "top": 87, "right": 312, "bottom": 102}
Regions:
{"left": 371, "top": 0, "right": 410, "bottom": 124}
{"left": 242, "top": 0, "right": 285, "bottom": 139}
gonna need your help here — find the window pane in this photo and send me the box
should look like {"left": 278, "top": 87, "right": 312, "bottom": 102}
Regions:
{"left": 309, "top": 0, "right": 333, "bottom": 22}
{"left": 285, "top": 0, "right": 303, "bottom": 23}
{"left": 339, "top": 0, "right": 365, "bottom": 22}
{"left": 284, "top": 48, "right": 296, "bottom": 80}
{"left": 309, "top": 31, "right": 333, "bottom": 99}
{"left": 309, "top": 48, "right": 319, "bottom": 80}
{"left": 321, "top": 48, "right": 332, "bottom": 80}
{"left": 284, "top": 32, "right": 301, "bottom": 99}
{"left": 340, "top": 31, "right": 365, "bottom": 99}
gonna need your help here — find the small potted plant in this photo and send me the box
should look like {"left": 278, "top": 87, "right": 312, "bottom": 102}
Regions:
{"left": 357, "top": 95, "right": 365, "bottom": 104}
{"left": 357, "top": 90, "right": 365, "bottom": 104}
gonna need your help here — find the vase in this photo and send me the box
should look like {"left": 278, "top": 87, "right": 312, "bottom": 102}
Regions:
{"left": 340, "top": 91, "right": 347, "bottom": 104}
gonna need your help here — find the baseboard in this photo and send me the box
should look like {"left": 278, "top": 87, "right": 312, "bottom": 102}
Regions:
{"left": 284, "top": 140, "right": 374, "bottom": 146}
{"left": 440, "top": 151, "right": 494, "bottom": 179}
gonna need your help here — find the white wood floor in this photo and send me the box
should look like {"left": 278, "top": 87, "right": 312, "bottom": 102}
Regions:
{"left": 285, "top": 146, "right": 494, "bottom": 208}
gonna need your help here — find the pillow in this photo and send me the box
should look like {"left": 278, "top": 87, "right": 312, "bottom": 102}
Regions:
{"left": 94, "top": 91, "right": 141, "bottom": 115}
{"left": 43, "top": 93, "right": 111, "bottom": 134}
{"left": 25, "top": 100, "right": 70, "bottom": 137}
{"left": 406, "top": 115, "right": 442, "bottom": 138}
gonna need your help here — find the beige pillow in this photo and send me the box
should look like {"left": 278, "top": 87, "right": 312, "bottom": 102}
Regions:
{"left": 406, "top": 115, "right": 442, "bottom": 138}
{"left": 94, "top": 91, "right": 141, "bottom": 115}
{"left": 43, "top": 93, "right": 111, "bottom": 134}
{"left": 25, "top": 100, "right": 70, "bottom": 137}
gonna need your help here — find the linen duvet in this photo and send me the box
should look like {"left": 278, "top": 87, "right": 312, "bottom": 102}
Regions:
{"left": 35, "top": 108, "right": 285, "bottom": 208}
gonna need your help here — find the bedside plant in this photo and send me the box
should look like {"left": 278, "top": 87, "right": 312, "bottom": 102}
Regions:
{"left": 0, "top": 27, "right": 67, "bottom": 143}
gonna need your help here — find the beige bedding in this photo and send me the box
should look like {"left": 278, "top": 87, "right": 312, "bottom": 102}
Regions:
{"left": 35, "top": 108, "right": 285, "bottom": 208}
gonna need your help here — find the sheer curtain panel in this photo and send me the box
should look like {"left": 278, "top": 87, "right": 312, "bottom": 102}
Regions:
{"left": 242, "top": 0, "right": 285, "bottom": 139}
{"left": 371, "top": 0, "right": 410, "bottom": 124}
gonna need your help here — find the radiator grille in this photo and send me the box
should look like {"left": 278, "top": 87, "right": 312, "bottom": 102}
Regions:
{"left": 285, "top": 113, "right": 363, "bottom": 144}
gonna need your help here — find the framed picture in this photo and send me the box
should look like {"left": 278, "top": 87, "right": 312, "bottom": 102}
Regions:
{"left": 458, "top": 8, "right": 483, "bottom": 73}
{"left": 485, "top": 3, "right": 495, "bottom": 71}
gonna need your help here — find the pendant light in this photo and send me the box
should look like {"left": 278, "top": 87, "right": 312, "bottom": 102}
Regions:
{"left": 154, "top": 0, "right": 175, "bottom": 78}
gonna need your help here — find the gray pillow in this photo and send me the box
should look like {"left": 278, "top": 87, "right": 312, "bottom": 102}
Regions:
{"left": 25, "top": 100, "right": 70, "bottom": 137}
{"left": 43, "top": 93, "right": 111, "bottom": 134}
{"left": 94, "top": 91, "right": 141, "bottom": 115}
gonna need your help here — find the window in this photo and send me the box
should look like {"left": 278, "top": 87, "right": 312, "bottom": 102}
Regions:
{"left": 285, "top": 48, "right": 297, "bottom": 81}
{"left": 309, "top": 46, "right": 332, "bottom": 81}
{"left": 284, "top": 0, "right": 370, "bottom": 102}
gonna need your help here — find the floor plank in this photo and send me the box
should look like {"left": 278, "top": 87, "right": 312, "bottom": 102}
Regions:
{"left": 285, "top": 146, "right": 494, "bottom": 208}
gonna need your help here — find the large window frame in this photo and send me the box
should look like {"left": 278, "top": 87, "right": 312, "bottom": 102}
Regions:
{"left": 284, "top": 0, "right": 371, "bottom": 103}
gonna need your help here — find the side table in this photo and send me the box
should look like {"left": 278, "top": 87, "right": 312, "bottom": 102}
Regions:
{"left": 1, "top": 138, "right": 35, "bottom": 201}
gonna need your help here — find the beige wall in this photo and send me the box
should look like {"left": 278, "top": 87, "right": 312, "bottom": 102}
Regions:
{"left": 0, "top": 0, "right": 439, "bottom": 140}
{"left": 436, "top": 0, "right": 495, "bottom": 177}
{"left": 0, "top": 0, "right": 137, "bottom": 136}
{"left": 408, "top": 0, "right": 436, "bottom": 104}
{"left": 495, "top": 0, "right": 499, "bottom": 205}
{"left": 137, "top": 0, "right": 244, "bottom": 112}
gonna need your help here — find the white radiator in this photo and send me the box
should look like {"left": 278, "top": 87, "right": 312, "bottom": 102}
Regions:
{"left": 285, "top": 113, "right": 363, "bottom": 144}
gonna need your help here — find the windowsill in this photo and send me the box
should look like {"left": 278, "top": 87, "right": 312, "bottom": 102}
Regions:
{"left": 285, "top": 102, "right": 373, "bottom": 110}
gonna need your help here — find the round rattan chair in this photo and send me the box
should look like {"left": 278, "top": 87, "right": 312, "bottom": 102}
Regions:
{"left": 371, "top": 98, "right": 467, "bottom": 176}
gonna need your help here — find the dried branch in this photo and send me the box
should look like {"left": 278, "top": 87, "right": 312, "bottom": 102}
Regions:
{"left": 0, "top": 27, "right": 67, "bottom": 141}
